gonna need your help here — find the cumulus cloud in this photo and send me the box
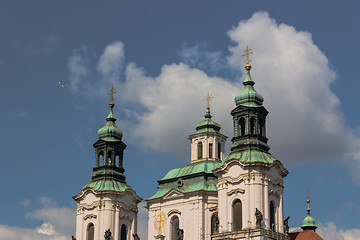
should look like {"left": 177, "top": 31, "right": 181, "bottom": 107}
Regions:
{"left": 0, "top": 197, "right": 74, "bottom": 240}
{"left": 67, "top": 41, "right": 125, "bottom": 98}
{"left": 137, "top": 202, "right": 148, "bottom": 240}
{"left": 317, "top": 222, "right": 360, "bottom": 240}
{"left": 120, "top": 62, "right": 238, "bottom": 155}
{"left": 66, "top": 12, "right": 360, "bottom": 181}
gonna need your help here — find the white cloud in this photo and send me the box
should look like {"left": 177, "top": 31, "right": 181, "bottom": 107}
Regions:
{"left": 67, "top": 41, "right": 125, "bottom": 98}
{"left": 68, "top": 45, "right": 89, "bottom": 94}
{"left": 66, "top": 12, "right": 360, "bottom": 182}
{"left": 317, "top": 222, "right": 360, "bottom": 240}
{"left": 20, "top": 199, "right": 31, "bottom": 209}
{"left": 0, "top": 197, "right": 74, "bottom": 240}
{"left": 137, "top": 202, "right": 148, "bottom": 240}
{"left": 120, "top": 62, "right": 238, "bottom": 156}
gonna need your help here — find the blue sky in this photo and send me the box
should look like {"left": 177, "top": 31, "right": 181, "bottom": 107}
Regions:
{"left": 1, "top": 1, "right": 360, "bottom": 239}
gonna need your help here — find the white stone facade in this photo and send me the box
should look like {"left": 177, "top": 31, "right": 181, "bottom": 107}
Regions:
{"left": 147, "top": 191, "right": 218, "bottom": 240}
{"left": 74, "top": 189, "right": 141, "bottom": 240}
{"left": 189, "top": 132, "right": 227, "bottom": 163}
{"left": 213, "top": 160, "right": 287, "bottom": 233}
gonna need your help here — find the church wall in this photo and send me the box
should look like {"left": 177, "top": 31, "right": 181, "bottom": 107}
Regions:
{"left": 75, "top": 191, "right": 139, "bottom": 240}
{"left": 147, "top": 191, "right": 218, "bottom": 240}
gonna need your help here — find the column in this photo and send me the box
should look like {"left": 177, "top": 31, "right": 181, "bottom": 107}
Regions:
{"left": 264, "top": 179, "right": 269, "bottom": 228}
{"left": 114, "top": 204, "right": 119, "bottom": 240}
{"left": 279, "top": 190, "right": 284, "bottom": 233}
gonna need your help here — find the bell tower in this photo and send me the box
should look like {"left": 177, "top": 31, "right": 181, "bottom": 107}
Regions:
{"left": 73, "top": 87, "right": 142, "bottom": 240}
{"left": 213, "top": 47, "right": 288, "bottom": 240}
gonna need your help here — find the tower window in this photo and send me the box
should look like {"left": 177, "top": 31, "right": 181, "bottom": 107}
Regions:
{"left": 270, "top": 201, "right": 276, "bottom": 231}
{"left": 209, "top": 143, "right": 213, "bottom": 158}
{"left": 121, "top": 224, "right": 127, "bottom": 240}
{"left": 258, "top": 118, "right": 264, "bottom": 136}
{"left": 87, "top": 223, "right": 94, "bottom": 240}
{"left": 232, "top": 199, "right": 242, "bottom": 231}
{"left": 171, "top": 216, "right": 180, "bottom": 240}
{"left": 107, "top": 150, "right": 112, "bottom": 165}
{"left": 250, "top": 117, "right": 255, "bottom": 134}
{"left": 217, "top": 142, "right": 221, "bottom": 159}
{"left": 197, "top": 142, "right": 203, "bottom": 159}
{"left": 239, "top": 118, "right": 245, "bottom": 136}
{"left": 211, "top": 213, "right": 219, "bottom": 234}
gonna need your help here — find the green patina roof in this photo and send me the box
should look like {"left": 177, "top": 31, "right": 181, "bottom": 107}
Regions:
{"left": 195, "top": 108, "right": 221, "bottom": 134}
{"left": 235, "top": 72, "right": 264, "bottom": 107}
{"left": 97, "top": 110, "right": 123, "bottom": 141}
{"left": 82, "top": 179, "right": 132, "bottom": 193}
{"left": 148, "top": 161, "right": 220, "bottom": 200}
{"left": 301, "top": 201, "right": 317, "bottom": 231}
{"left": 221, "top": 150, "right": 276, "bottom": 165}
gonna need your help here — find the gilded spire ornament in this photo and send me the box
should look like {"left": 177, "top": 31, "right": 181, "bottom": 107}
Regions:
{"left": 242, "top": 46, "right": 253, "bottom": 72}
{"left": 108, "top": 86, "right": 116, "bottom": 109}
{"left": 203, "top": 93, "right": 214, "bottom": 109}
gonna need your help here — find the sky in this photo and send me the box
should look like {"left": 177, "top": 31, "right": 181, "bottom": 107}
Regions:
{"left": 1, "top": 1, "right": 360, "bottom": 240}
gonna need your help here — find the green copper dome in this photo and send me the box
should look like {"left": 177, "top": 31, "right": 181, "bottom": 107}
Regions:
{"left": 301, "top": 198, "right": 317, "bottom": 231}
{"left": 235, "top": 72, "right": 264, "bottom": 107}
{"left": 195, "top": 108, "right": 221, "bottom": 134}
{"left": 97, "top": 109, "right": 123, "bottom": 141}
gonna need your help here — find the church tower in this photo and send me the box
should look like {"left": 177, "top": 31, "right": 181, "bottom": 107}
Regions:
{"left": 73, "top": 87, "right": 142, "bottom": 240}
{"left": 146, "top": 96, "right": 227, "bottom": 240}
{"left": 212, "top": 47, "right": 289, "bottom": 239}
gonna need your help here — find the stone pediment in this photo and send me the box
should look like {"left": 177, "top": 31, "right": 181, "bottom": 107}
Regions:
{"left": 162, "top": 189, "right": 184, "bottom": 200}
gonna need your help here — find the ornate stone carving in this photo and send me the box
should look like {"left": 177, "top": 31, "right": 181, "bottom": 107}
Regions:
{"left": 269, "top": 189, "right": 280, "bottom": 198}
{"left": 104, "top": 229, "right": 111, "bottom": 240}
{"left": 167, "top": 209, "right": 181, "bottom": 217}
{"left": 227, "top": 188, "right": 245, "bottom": 196}
{"left": 83, "top": 214, "right": 97, "bottom": 220}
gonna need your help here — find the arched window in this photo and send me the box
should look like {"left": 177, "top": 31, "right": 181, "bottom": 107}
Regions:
{"left": 115, "top": 154, "right": 119, "bottom": 167}
{"left": 171, "top": 216, "right": 179, "bottom": 240}
{"left": 239, "top": 118, "right": 245, "bottom": 136}
{"left": 197, "top": 142, "right": 203, "bottom": 159}
{"left": 232, "top": 199, "right": 242, "bottom": 231}
{"left": 217, "top": 142, "right": 221, "bottom": 159}
{"left": 270, "top": 201, "right": 276, "bottom": 231}
{"left": 99, "top": 151, "right": 104, "bottom": 166}
{"left": 121, "top": 224, "right": 127, "bottom": 240}
{"left": 209, "top": 143, "right": 213, "bottom": 158}
{"left": 250, "top": 118, "right": 255, "bottom": 134}
{"left": 258, "top": 118, "right": 264, "bottom": 136}
{"left": 87, "top": 223, "right": 94, "bottom": 240}
{"left": 211, "top": 213, "right": 219, "bottom": 234}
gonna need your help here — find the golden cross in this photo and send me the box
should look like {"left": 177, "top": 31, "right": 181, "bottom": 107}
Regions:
{"left": 242, "top": 46, "right": 253, "bottom": 65}
{"left": 108, "top": 86, "right": 116, "bottom": 103}
{"left": 203, "top": 93, "right": 214, "bottom": 109}
{"left": 306, "top": 190, "right": 310, "bottom": 199}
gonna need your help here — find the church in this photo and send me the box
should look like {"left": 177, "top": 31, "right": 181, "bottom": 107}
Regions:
{"left": 72, "top": 47, "right": 323, "bottom": 240}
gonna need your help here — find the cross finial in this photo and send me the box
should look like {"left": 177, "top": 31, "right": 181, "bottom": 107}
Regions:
{"left": 242, "top": 46, "right": 253, "bottom": 71}
{"left": 203, "top": 93, "right": 214, "bottom": 109}
{"left": 108, "top": 86, "right": 116, "bottom": 108}
{"left": 306, "top": 190, "right": 310, "bottom": 202}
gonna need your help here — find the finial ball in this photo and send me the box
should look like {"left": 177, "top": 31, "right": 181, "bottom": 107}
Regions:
{"left": 307, "top": 199, "right": 310, "bottom": 204}
{"left": 245, "top": 64, "right": 251, "bottom": 71}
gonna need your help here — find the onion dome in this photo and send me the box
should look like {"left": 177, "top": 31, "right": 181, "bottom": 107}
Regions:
{"left": 301, "top": 195, "right": 318, "bottom": 231}
{"left": 97, "top": 86, "right": 123, "bottom": 141}
{"left": 234, "top": 69, "right": 264, "bottom": 107}
{"left": 195, "top": 107, "right": 221, "bottom": 134}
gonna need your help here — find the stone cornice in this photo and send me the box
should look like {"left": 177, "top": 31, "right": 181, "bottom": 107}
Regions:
{"left": 73, "top": 187, "right": 142, "bottom": 203}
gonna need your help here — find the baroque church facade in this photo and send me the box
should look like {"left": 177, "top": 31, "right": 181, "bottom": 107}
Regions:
{"left": 73, "top": 48, "right": 322, "bottom": 240}
{"left": 146, "top": 50, "right": 290, "bottom": 240}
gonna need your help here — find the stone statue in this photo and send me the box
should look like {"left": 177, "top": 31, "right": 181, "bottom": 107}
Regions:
{"left": 284, "top": 216, "right": 290, "bottom": 234}
{"left": 104, "top": 229, "right": 111, "bottom": 240}
{"left": 255, "top": 208, "right": 263, "bottom": 228}
{"left": 71, "top": 236, "right": 76, "bottom": 240}
{"left": 177, "top": 228, "right": 184, "bottom": 240}
{"left": 133, "top": 233, "right": 140, "bottom": 240}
